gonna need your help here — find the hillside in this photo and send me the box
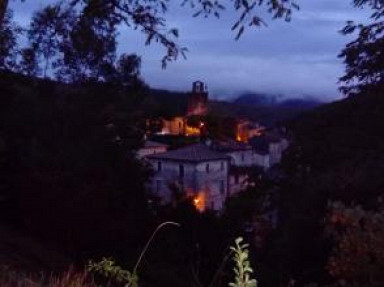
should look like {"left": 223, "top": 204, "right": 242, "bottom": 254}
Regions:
{"left": 287, "top": 91, "right": 384, "bottom": 204}
{"left": 270, "top": 89, "right": 384, "bottom": 285}
{"left": 0, "top": 224, "right": 70, "bottom": 272}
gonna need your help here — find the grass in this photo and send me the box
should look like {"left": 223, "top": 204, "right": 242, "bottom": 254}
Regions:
{"left": 0, "top": 266, "right": 96, "bottom": 287}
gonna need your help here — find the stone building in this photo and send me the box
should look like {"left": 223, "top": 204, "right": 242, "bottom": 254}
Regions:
{"left": 249, "top": 132, "right": 289, "bottom": 168}
{"left": 161, "top": 117, "right": 185, "bottom": 135}
{"left": 147, "top": 81, "right": 208, "bottom": 136}
{"left": 146, "top": 143, "right": 230, "bottom": 211}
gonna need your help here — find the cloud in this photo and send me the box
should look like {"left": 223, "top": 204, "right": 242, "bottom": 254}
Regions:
{"left": 10, "top": 0, "right": 370, "bottom": 100}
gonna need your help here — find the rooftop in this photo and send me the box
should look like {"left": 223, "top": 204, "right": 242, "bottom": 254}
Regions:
{"left": 143, "top": 140, "right": 168, "bottom": 148}
{"left": 214, "top": 139, "right": 252, "bottom": 152}
{"left": 146, "top": 143, "right": 230, "bottom": 163}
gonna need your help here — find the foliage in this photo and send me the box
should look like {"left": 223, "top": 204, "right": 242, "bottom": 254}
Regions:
{"left": 2, "top": 0, "right": 299, "bottom": 69}
{"left": 229, "top": 237, "right": 257, "bottom": 287}
{"left": 0, "top": 9, "right": 21, "bottom": 70}
{"left": 28, "top": 4, "right": 75, "bottom": 77}
{"left": 325, "top": 201, "right": 384, "bottom": 287}
{"left": 88, "top": 257, "right": 138, "bottom": 287}
{"left": 0, "top": 70, "right": 151, "bottom": 261}
{"left": 339, "top": 0, "right": 384, "bottom": 95}
{"left": 19, "top": 47, "right": 40, "bottom": 76}
{"left": 57, "top": 4, "right": 117, "bottom": 82}
{"left": 275, "top": 84, "right": 384, "bottom": 286}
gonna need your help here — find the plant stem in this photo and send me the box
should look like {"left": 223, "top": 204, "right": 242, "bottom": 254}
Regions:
{"left": 133, "top": 221, "right": 180, "bottom": 274}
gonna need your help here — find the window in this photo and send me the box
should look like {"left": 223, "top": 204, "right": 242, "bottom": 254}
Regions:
{"left": 156, "top": 180, "right": 161, "bottom": 193}
{"left": 220, "top": 180, "right": 225, "bottom": 195}
{"left": 241, "top": 153, "right": 245, "bottom": 162}
{"left": 235, "top": 174, "right": 239, "bottom": 184}
{"left": 179, "top": 164, "right": 184, "bottom": 178}
{"left": 157, "top": 161, "right": 162, "bottom": 171}
{"left": 206, "top": 163, "right": 210, "bottom": 173}
{"left": 220, "top": 161, "right": 225, "bottom": 171}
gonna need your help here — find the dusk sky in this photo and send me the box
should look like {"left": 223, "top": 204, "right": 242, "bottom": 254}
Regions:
{"left": 10, "top": 0, "right": 370, "bottom": 101}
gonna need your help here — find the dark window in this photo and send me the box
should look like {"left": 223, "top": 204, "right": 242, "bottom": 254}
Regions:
{"left": 221, "top": 161, "right": 225, "bottom": 171}
{"left": 206, "top": 163, "right": 210, "bottom": 173}
{"left": 241, "top": 153, "right": 245, "bottom": 162}
{"left": 157, "top": 161, "right": 162, "bottom": 171}
{"left": 179, "top": 164, "right": 184, "bottom": 178}
{"left": 235, "top": 174, "right": 239, "bottom": 184}
{"left": 156, "top": 180, "right": 161, "bottom": 193}
{"left": 220, "top": 180, "right": 225, "bottom": 195}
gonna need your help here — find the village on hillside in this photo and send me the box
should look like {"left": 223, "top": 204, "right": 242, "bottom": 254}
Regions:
{"left": 138, "top": 81, "right": 289, "bottom": 212}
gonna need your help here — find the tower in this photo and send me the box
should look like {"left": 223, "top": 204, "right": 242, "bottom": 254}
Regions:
{"left": 187, "top": 81, "right": 208, "bottom": 116}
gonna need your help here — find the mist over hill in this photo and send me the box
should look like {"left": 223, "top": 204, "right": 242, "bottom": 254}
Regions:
{"left": 232, "top": 92, "right": 323, "bottom": 107}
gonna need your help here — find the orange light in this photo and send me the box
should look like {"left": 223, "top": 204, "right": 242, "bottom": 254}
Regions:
{"left": 193, "top": 192, "right": 205, "bottom": 212}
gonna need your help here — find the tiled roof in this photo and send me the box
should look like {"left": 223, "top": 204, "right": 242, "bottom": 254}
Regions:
{"left": 146, "top": 143, "right": 230, "bottom": 162}
{"left": 214, "top": 140, "right": 251, "bottom": 152}
{"left": 143, "top": 140, "right": 168, "bottom": 148}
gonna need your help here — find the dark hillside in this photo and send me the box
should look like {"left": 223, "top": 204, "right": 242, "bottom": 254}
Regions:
{"left": 0, "top": 71, "right": 151, "bottom": 264}
{"left": 290, "top": 91, "right": 384, "bottom": 188}
{"left": 271, "top": 90, "right": 384, "bottom": 286}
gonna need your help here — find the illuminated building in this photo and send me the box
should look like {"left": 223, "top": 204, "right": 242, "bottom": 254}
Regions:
{"left": 146, "top": 143, "right": 230, "bottom": 212}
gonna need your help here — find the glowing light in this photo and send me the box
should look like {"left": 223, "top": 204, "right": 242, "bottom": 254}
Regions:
{"left": 193, "top": 192, "right": 205, "bottom": 212}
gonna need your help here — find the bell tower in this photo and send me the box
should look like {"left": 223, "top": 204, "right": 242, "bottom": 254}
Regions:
{"left": 187, "top": 81, "right": 208, "bottom": 116}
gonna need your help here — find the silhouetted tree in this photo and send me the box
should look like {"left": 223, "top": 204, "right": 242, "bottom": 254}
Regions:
{"left": 19, "top": 47, "right": 40, "bottom": 76}
{"left": 339, "top": 0, "right": 384, "bottom": 95}
{"left": 28, "top": 4, "right": 75, "bottom": 77}
{"left": 2, "top": 0, "right": 298, "bottom": 68}
{"left": 0, "top": 10, "right": 20, "bottom": 71}
{"left": 55, "top": 3, "right": 117, "bottom": 82}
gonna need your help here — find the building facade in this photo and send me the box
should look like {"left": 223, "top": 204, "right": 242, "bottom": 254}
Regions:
{"left": 146, "top": 143, "right": 230, "bottom": 211}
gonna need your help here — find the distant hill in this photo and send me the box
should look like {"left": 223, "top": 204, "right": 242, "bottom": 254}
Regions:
{"left": 232, "top": 92, "right": 322, "bottom": 108}
{"left": 232, "top": 93, "right": 281, "bottom": 106}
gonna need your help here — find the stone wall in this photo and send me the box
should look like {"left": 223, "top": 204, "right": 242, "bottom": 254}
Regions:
{"left": 148, "top": 159, "right": 229, "bottom": 211}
